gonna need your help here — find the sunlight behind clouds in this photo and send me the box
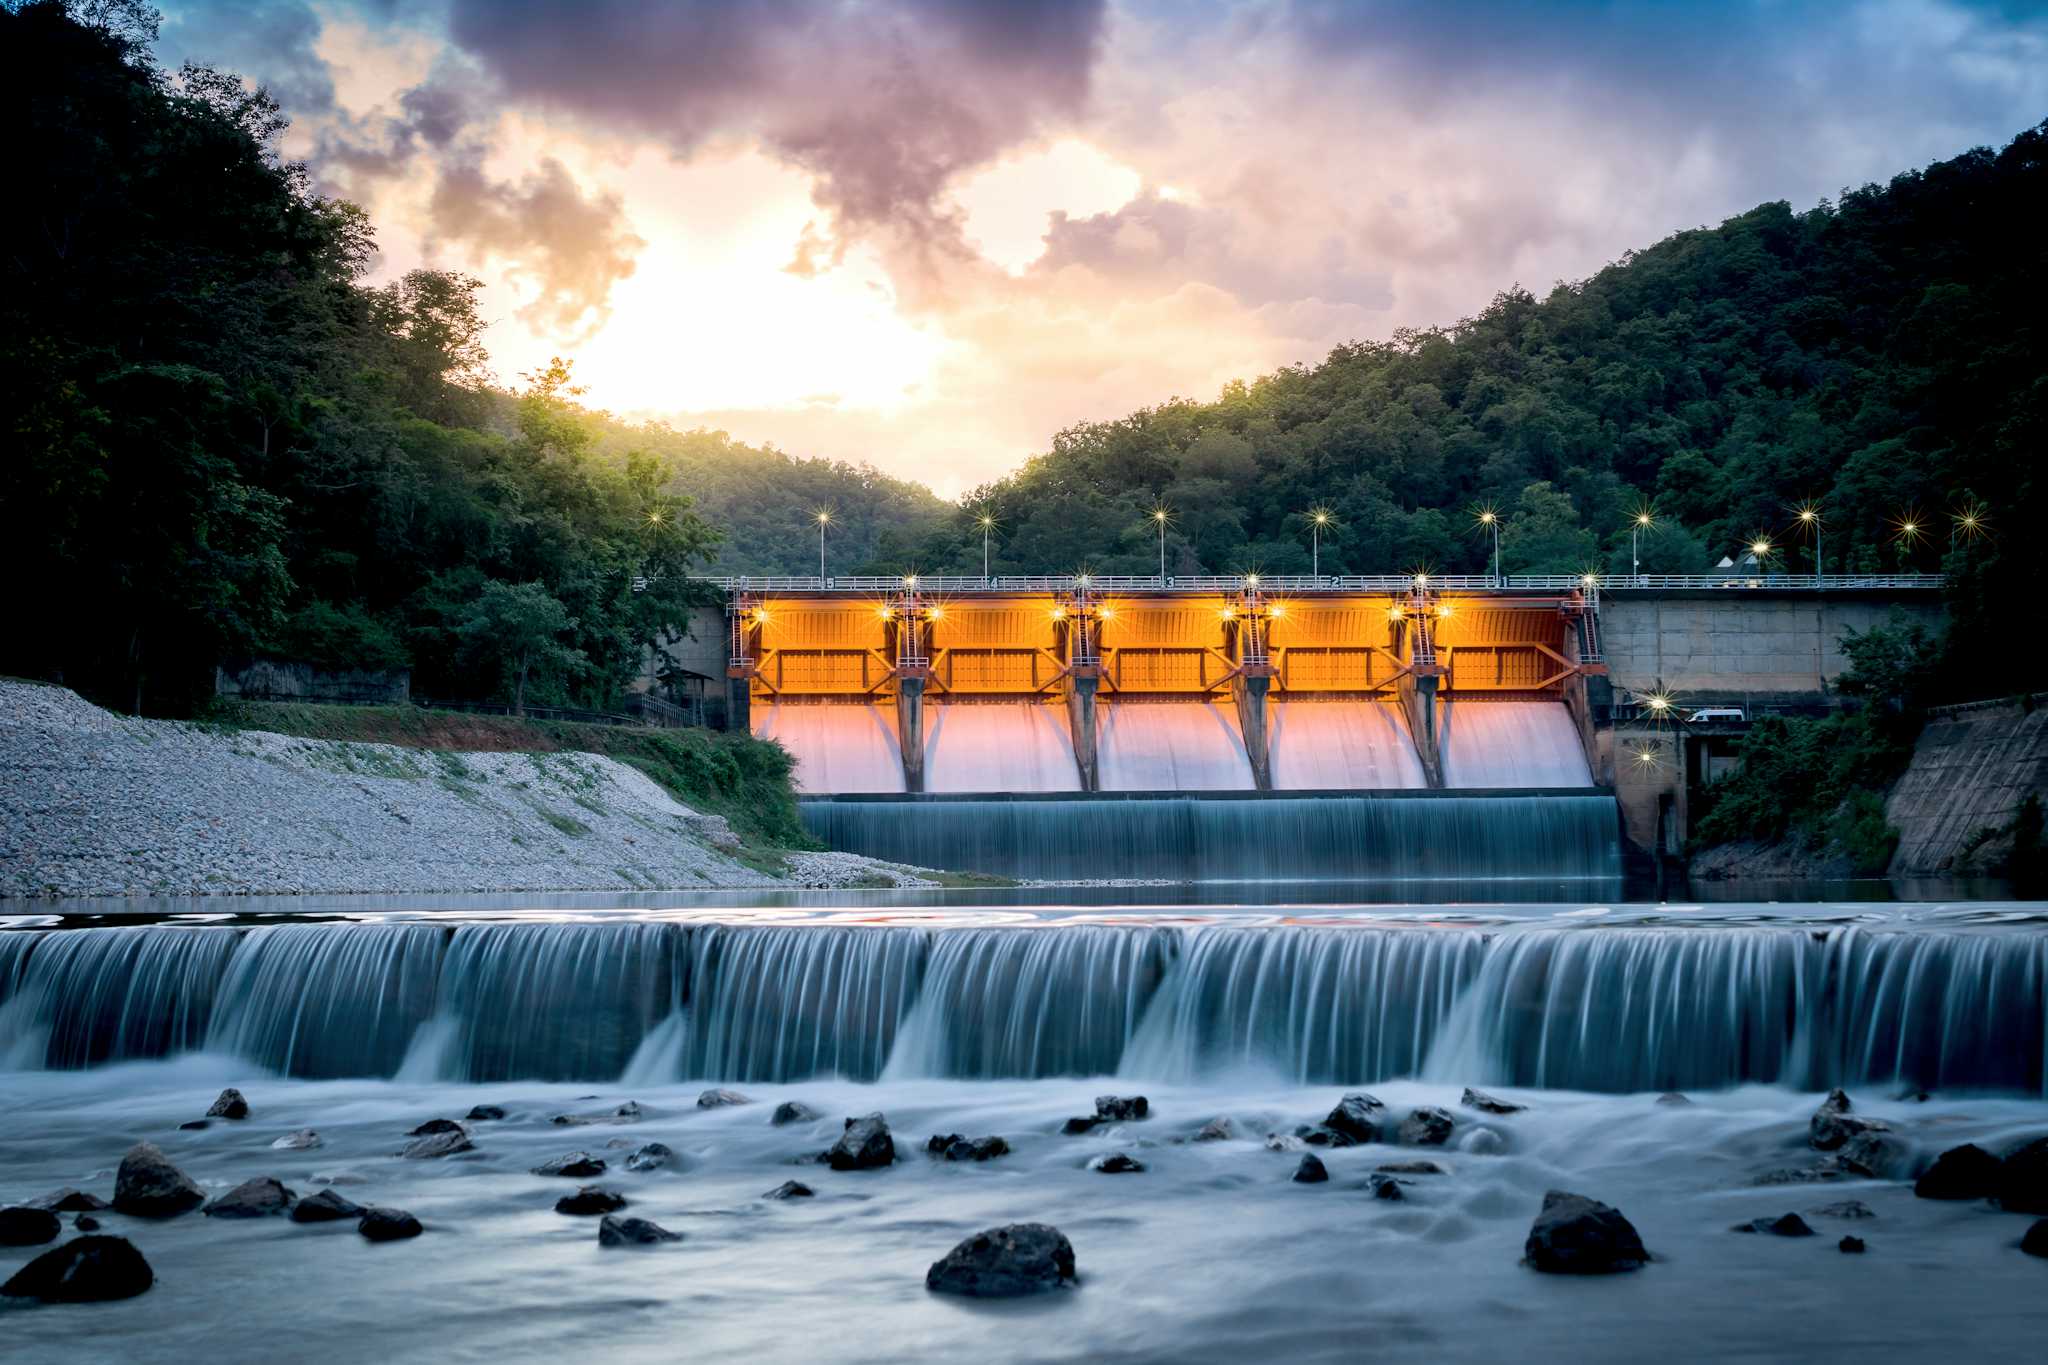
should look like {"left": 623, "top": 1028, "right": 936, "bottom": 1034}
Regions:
{"left": 951, "top": 139, "right": 1144, "bottom": 273}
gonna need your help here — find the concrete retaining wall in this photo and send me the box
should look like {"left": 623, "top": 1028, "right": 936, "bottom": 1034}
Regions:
{"left": 1601, "top": 592, "right": 1945, "bottom": 699}
{"left": 215, "top": 658, "right": 410, "bottom": 705}
{"left": 1886, "top": 696, "right": 2048, "bottom": 874}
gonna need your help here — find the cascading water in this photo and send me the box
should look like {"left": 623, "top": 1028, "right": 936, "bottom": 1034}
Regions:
{"left": 5, "top": 919, "right": 2045, "bottom": 1094}
{"left": 799, "top": 792, "right": 1620, "bottom": 884}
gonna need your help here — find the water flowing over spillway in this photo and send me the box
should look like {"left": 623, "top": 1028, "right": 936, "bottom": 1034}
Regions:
{"left": 1097, "top": 700, "right": 1255, "bottom": 790}
{"left": 1438, "top": 700, "right": 1594, "bottom": 787}
{"left": 752, "top": 702, "right": 904, "bottom": 794}
{"left": 1268, "top": 699, "right": 1428, "bottom": 789}
{"left": 922, "top": 702, "right": 1079, "bottom": 792}
{"left": 5, "top": 920, "right": 2044, "bottom": 1094}
{"left": 800, "top": 791, "right": 1619, "bottom": 883}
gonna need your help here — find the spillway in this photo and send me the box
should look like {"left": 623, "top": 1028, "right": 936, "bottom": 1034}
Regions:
{"left": 1438, "top": 700, "right": 1593, "bottom": 787}
{"left": 1097, "top": 700, "right": 1254, "bottom": 790}
{"left": 752, "top": 702, "right": 904, "bottom": 794}
{"left": 800, "top": 791, "right": 1618, "bottom": 883}
{"left": 922, "top": 702, "right": 1079, "bottom": 792}
{"left": 1268, "top": 699, "right": 1427, "bottom": 789}
{"left": 6, "top": 920, "right": 2044, "bottom": 1094}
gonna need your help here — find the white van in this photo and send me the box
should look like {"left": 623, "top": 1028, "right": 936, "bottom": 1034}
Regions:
{"left": 1686, "top": 707, "right": 1746, "bottom": 723}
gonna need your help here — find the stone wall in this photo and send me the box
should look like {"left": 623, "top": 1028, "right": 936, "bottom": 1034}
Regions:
{"left": 1599, "top": 591, "right": 1945, "bottom": 700}
{"left": 215, "top": 658, "right": 410, "bottom": 705}
{"left": 1886, "top": 695, "right": 2048, "bottom": 874}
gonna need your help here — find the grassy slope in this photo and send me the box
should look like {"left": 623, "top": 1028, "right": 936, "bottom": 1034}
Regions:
{"left": 207, "top": 702, "right": 818, "bottom": 865}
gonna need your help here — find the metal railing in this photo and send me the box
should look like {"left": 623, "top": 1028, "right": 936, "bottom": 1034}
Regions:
{"left": 695, "top": 572, "right": 1945, "bottom": 595}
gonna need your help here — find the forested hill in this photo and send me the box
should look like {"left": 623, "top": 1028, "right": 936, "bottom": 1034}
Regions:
{"left": 908, "top": 120, "right": 2042, "bottom": 698}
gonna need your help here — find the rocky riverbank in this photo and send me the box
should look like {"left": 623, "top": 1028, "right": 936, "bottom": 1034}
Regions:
{"left": 0, "top": 681, "right": 936, "bottom": 897}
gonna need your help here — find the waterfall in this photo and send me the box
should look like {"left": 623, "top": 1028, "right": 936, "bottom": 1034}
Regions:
{"left": 800, "top": 793, "right": 1621, "bottom": 884}
{"left": 3, "top": 921, "right": 2045, "bottom": 1093}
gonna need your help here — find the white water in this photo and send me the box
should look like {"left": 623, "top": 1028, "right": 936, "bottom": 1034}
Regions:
{"left": 4, "top": 1059, "right": 2047, "bottom": 1363}
{"left": 1439, "top": 701, "right": 1593, "bottom": 788}
{"left": 752, "top": 703, "right": 905, "bottom": 794}
{"left": 1097, "top": 701, "right": 1255, "bottom": 790}
{"left": 922, "top": 703, "right": 1080, "bottom": 793}
{"left": 1268, "top": 700, "right": 1428, "bottom": 789}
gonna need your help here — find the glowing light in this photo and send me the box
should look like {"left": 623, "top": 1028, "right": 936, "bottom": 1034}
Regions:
{"left": 1269, "top": 604, "right": 1287, "bottom": 619}
{"left": 751, "top": 607, "right": 772, "bottom": 625}
{"left": 1219, "top": 608, "right": 1236, "bottom": 621}
{"left": 875, "top": 606, "right": 892, "bottom": 620}
{"left": 928, "top": 606, "right": 945, "bottom": 621}
{"left": 1152, "top": 509, "right": 1170, "bottom": 525}
{"left": 977, "top": 513, "right": 996, "bottom": 529}
{"left": 645, "top": 509, "right": 666, "bottom": 527}
{"left": 1635, "top": 512, "right": 1654, "bottom": 528}
{"left": 1414, "top": 573, "right": 1429, "bottom": 587}
{"left": 1244, "top": 573, "right": 1261, "bottom": 587}
{"left": 1098, "top": 607, "right": 1116, "bottom": 621}
{"left": 1643, "top": 692, "right": 1673, "bottom": 715}
{"left": 1581, "top": 573, "right": 1597, "bottom": 587}
{"left": 1891, "top": 510, "right": 1927, "bottom": 545}
{"left": 903, "top": 574, "right": 919, "bottom": 588}
{"left": 1749, "top": 538, "right": 1772, "bottom": 559}
{"left": 815, "top": 509, "right": 833, "bottom": 526}
{"left": 1050, "top": 607, "right": 1067, "bottom": 621}
{"left": 1951, "top": 501, "right": 1990, "bottom": 541}
{"left": 1311, "top": 509, "right": 1333, "bottom": 527}
{"left": 1435, "top": 603, "right": 1454, "bottom": 619}
{"left": 1387, "top": 605, "right": 1405, "bottom": 622}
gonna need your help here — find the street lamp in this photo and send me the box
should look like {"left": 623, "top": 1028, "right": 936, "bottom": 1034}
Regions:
{"left": 1793, "top": 504, "right": 1823, "bottom": 581}
{"left": 1474, "top": 507, "right": 1501, "bottom": 585}
{"left": 1749, "top": 536, "right": 1774, "bottom": 578}
{"left": 975, "top": 509, "right": 997, "bottom": 579}
{"left": 813, "top": 509, "right": 833, "bottom": 578}
{"left": 1150, "top": 507, "right": 1171, "bottom": 583}
{"left": 1306, "top": 507, "right": 1335, "bottom": 581}
{"left": 1630, "top": 508, "right": 1655, "bottom": 585}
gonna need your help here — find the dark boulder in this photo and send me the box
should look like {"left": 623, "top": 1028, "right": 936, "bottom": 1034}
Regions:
{"left": 598, "top": 1215, "right": 679, "bottom": 1246}
{"left": 1655, "top": 1092, "right": 1693, "bottom": 1107}
{"left": 925, "top": 1223, "right": 1076, "bottom": 1298}
{"left": 31, "top": 1189, "right": 108, "bottom": 1213}
{"left": 1376, "top": 1160, "right": 1449, "bottom": 1176}
{"left": 1461, "top": 1088, "right": 1525, "bottom": 1115}
{"left": 271, "top": 1128, "right": 321, "bottom": 1150}
{"left": 0, "top": 1206, "right": 61, "bottom": 1247}
{"left": 74, "top": 1215, "right": 99, "bottom": 1232}
{"left": 929, "top": 1134, "right": 1011, "bottom": 1162}
{"left": 696, "top": 1089, "right": 751, "bottom": 1109}
{"left": 1060, "top": 1116, "right": 1107, "bottom": 1136}
{"left": 1733, "top": 1213, "right": 1816, "bottom": 1237}
{"left": 1399, "top": 1107, "right": 1456, "bottom": 1147}
{"left": 465, "top": 1104, "right": 508, "bottom": 1122}
{"left": 1089, "top": 1152, "right": 1145, "bottom": 1174}
{"left": 1324, "top": 1093, "right": 1385, "bottom": 1144}
{"left": 552, "top": 1101, "right": 643, "bottom": 1127}
{"left": 533, "top": 1152, "right": 607, "bottom": 1178}
{"left": 763, "top": 1180, "right": 814, "bottom": 1200}
{"left": 1094, "top": 1095, "right": 1149, "bottom": 1122}
{"left": 625, "top": 1142, "right": 677, "bottom": 1173}
{"left": 824, "top": 1114, "right": 895, "bottom": 1171}
{"left": 407, "top": 1117, "right": 465, "bottom": 1137}
{"left": 1523, "top": 1190, "right": 1649, "bottom": 1274}
{"left": 113, "top": 1141, "right": 204, "bottom": 1218}
{"left": 1840, "top": 1235, "right": 1867, "bottom": 1253}
{"left": 2022, "top": 1219, "right": 2048, "bottom": 1258}
{"left": 0, "top": 1235, "right": 153, "bottom": 1302}
{"left": 290, "top": 1189, "right": 364, "bottom": 1224}
{"left": 771, "top": 1100, "right": 822, "bottom": 1126}
{"left": 400, "top": 1130, "right": 473, "bottom": 1160}
{"left": 555, "top": 1186, "right": 628, "bottom": 1216}
{"left": 1915, "top": 1143, "right": 2003, "bottom": 1201}
{"left": 178, "top": 1119, "right": 210, "bottom": 1131}
{"left": 206, "top": 1088, "right": 250, "bottom": 1120}
{"left": 358, "top": 1207, "right": 423, "bottom": 1242}
{"left": 1368, "top": 1174, "right": 1407, "bottom": 1201}
{"left": 203, "top": 1177, "right": 295, "bottom": 1218}
{"left": 1831, "top": 1130, "right": 1907, "bottom": 1180}
{"left": 1998, "top": 1135, "right": 2048, "bottom": 1215}
{"left": 1808, "top": 1199, "right": 1876, "bottom": 1220}
{"left": 1809, "top": 1089, "right": 1889, "bottom": 1152}
{"left": 1293, "top": 1154, "right": 1328, "bottom": 1184}
{"left": 1297, "top": 1124, "right": 1355, "bottom": 1149}
{"left": 1194, "top": 1117, "right": 1236, "bottom": 1142}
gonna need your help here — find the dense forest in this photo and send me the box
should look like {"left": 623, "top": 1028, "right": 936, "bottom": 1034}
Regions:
{"left": 5, "top": 0, "right": 2042, "bottom": 719}
{"left": 0, "top": 1, "right": 945, "bottom": 715}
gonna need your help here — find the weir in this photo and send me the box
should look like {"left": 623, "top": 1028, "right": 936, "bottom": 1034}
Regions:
{"left": 5, "top": 920, "right": 2044, "bottom": 1094}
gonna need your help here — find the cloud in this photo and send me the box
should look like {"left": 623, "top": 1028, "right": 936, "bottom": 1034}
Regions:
{"left": 159, "top": 0, "right": 335, "bottom": 113}
{"left": 425, "top": 158, "right": 645, "bottom": 338}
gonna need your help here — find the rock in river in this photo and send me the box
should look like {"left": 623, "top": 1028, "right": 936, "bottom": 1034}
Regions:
{"left": 533, "top": 1151, "right": 607, "bottom": 1178}
{"left": 1523, "top": 1190, "right": 1649, "bottom": 1274}
{"left": 697, "top": 1089, "right": 752, "bottom": 1109}
{"left": 1733, "top": 1213, "right": 1815, "bottom": 1237}
{"left": 290, "top": 1189, "right": 364, "bottom": 1223}
{"left": 763, "top": 1180, "right": 814, "bottom": 1200}
{"left": 555, "top": 1186, "right": 628, "bottom": 1216}
{"left": 1089, "top": 1152, "right": 1145, "bottom": 1174}
{"left": 0, "top": 1235, "right": 153, "bottom": 1303}
{"left": 824, "top": 1114, "right": 895, "bottom": 1171}
{"left": 1998, "top": 1136, "right": 2048, "bottom": 1215}
{"left": 1915, "top": 1143, "right": 2003, "bottom": 1201}
{"left": 113, "top": 1141, "right": 204, "bottom": 1218}
{"left": 625, "top": 1142, "right": 677, "bottom": 1173}
{"left": 0, "top": 1206, "right": 62, "bottom": 1247}
{"left": 465, "top": 1104, "right": 508, "bottom": 1122}
{"left": 1323, "top": 1093, "right": 1385, "bottom": 1145}
{"left": 400, "top": 1130, "right": 473, "bottom": 1160}
{"left": 1094, "top": 1095, "right": 1149, "bottom": 1121}
{"left": 358, "top": 1207, "right": 423, "bottom": 1242}
{"left": 928, "top": 1134, "right": 1011, "bottom": 1162}
{"left": 1809, "top": 1089, "right": 1889, "bottom": 1152}
{"left": 407, "top": 1117, "right": 465, "bottom": 1138}
{"left": 771, "top": 1101, "right": 822, "bottom": 1126}
{"left": 1399, "top": 1107, "right": 1456, "bottom": 1146}
{"left": 203, "top": 1177, "right": 295, "bottom": 1218}
{"left": 1293, "top": 1154, "right": 1329, "bottom": 1184}
{"left": 207, "top": 1088, "right": 250, "bottom": 1120}
{"left": 1461, "top": 1088, "right": 1526, "bottom": 1115}
{"left": 599, "top": 1215, "right": 680, "bottom": 1246}
{"left": 926, "top": 1223, "right": 1077, "bottom": 1298}
{"left": 2022, "top": 1219, "right": 2048, "bottom": 1258}
{"left": 30, "top": 1189, "right": 108, "bottom": 1213}
{"left": 272, "top": 1128, "right": 322, "bottom": 1151}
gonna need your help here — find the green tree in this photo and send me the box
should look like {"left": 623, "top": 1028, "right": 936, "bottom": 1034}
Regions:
{"left": 457, "top": 581, "right": 582, "bottom": 715}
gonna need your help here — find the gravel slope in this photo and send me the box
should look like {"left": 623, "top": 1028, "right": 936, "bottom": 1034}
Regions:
{"left": 0, "top": 682, "right": 931, "bottom": 897}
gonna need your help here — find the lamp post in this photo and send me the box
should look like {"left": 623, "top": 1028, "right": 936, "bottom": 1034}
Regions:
{"left": 1749, "top": 537, "right": 1773, "bottom": 580}
{"left": 1795, "top": 505, "right": 1822, "bottom": 582}
{"left": 1631, "top": 510, "right": 1654, "bottom": 586}
{"left": 1307, "top": 507, "right": 1334, "bottom": 581}
{"left": 976, "top": 511, "right": 995, "bottom": 580}
{"left": 814, "top": 510, "right": 832, "bottom": 578}
{"left": 1477, "top": 510, "right": 1500, "bottom": 585}
{"left": 1151, "top": 507, "right": 1170, "bottom": 584}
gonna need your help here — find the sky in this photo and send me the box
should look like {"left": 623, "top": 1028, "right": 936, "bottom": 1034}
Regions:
{"left": 157, "top": 0, "right": 2048, "bottom": 498}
